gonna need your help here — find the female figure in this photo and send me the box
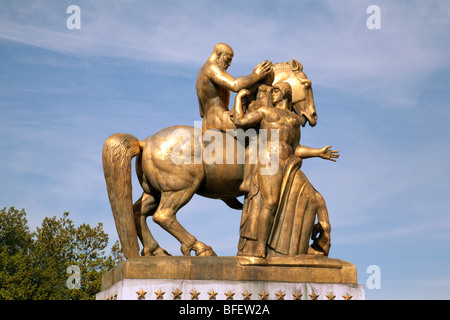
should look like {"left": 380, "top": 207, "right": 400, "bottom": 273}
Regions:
{"left": 233, "top": 83, "right": 338, "bottom": 258}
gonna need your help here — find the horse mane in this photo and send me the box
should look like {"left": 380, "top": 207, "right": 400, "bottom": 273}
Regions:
{"left": 272, "top": 59, "right": 303, "bottom": 72}
{"left": 272, "top": 62, "right": 292, "bottom": 70}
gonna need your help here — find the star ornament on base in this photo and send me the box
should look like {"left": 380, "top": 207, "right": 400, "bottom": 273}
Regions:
{"left": 275, "top": 290, "right": 286, "bottom": 300}
{"left": 190, "top": 289, "right": 200, "bottom": 300}
{"left": 208, "top": 289, "right": 218, "bottom": 300}
{"left": 136, "top": 288, "right": 147, "bottom": 300}
{"left": 309, "top": 291, "right": 319, "bottom": 300}
{"left": 326, "top": 293, "right": 336, "bottom": 300}
{"left": 172, "top": 288, "right": 183, "bottom": 300}
{"left": 154, "top": 288, "right": 165, "bottom": 300}
{"left": 342, "top": 293, "right": 353, "bottom": 300}
{"left": 224, "top": 290, "right": 235, "bottom": 300}
{"left": 242, "top": 290, "right": 252, "bottom": 300}
{"left": 292, "top": 290, "right": 303, "bottom": 300}
{"left": 259, "top": 290, "right": 269, "bottom": 300}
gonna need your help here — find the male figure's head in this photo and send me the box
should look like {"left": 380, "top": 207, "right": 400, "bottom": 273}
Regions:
{"left": 211, "top": 43, "right": 234, "bottom": 70}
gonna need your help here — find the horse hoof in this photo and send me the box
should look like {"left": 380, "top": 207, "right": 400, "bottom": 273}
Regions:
{"left": 181, "top": 244, "right": 192, "bottom": 256}
{"left": 190, "top": 241, "right": 217, "bottom": 256}
{"left": 142, "top": 246, "right": 172, "bottom": 257}
{"left": 195, "top": 245, "right": 217, "bottom": 257}
{"left": 198, "top": 248, "right": 217, "bottom": 257}
{"left": 153, "top": 247, "right": 172, "bottom": 256}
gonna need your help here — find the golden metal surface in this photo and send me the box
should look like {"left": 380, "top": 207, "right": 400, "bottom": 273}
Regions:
{"left": 101, "top": 256, "right": 357, "bottom": 290}
{"left": 101, "top": 43, "right": 359, "bottom": 290}
{"left": 236, "top": 254, "right": 343, "bottom": 268}
{"left": 197, "top": 43, "right": 274, "bottom": 132}
{"left": 102, "top": 44, "right": 334, "bottom": 260}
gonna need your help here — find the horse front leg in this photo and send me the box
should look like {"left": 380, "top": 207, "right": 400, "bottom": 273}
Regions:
{"left": 152, "top": 189, "right": 217, "bottom": 257}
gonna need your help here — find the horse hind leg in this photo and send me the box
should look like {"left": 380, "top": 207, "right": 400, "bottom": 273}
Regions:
{"left": 152, "top": 189, "right": 217, "bottom": 257}
{"left": 133, "top": 193, "right": 170, "bottom": 256}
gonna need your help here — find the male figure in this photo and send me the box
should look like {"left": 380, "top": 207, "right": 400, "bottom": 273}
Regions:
{"left": 196, "top": 43, "right": 273, "bottom": 132}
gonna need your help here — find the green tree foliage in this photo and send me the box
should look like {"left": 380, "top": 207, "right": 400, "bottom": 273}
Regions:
{"left": 0, "top": 207, "right": 124, "bottom": 300}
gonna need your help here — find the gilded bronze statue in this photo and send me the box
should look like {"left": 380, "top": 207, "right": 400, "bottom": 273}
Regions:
{"left": 102, "top": 43, "right": 338, "bottom": 260}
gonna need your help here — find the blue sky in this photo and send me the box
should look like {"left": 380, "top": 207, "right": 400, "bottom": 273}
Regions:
{"left": 1, "top": 0, "right": 450, "bottom": 299}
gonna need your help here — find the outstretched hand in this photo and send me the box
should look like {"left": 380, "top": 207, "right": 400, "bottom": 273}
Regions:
{"left": 319, "top": 146, "right": 339, "bottom": 162}
{"left": 253, "top": 60, "right": 273, "bottom": 80}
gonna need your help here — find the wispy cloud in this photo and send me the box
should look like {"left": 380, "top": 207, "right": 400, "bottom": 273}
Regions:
{"left": 2, "top": 2, "right": 449, "bottom": 69}
{"left": 2, "top": 1, "right": 449, "bottom": 111}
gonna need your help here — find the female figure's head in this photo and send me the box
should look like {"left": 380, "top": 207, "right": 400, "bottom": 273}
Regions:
{"left": 271, "top": 82, "right": 292, "bottom": 109}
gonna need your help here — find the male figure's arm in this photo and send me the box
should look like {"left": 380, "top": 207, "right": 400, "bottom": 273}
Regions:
{"left": 209, "top": 60, "right": 273, "bottom": 92}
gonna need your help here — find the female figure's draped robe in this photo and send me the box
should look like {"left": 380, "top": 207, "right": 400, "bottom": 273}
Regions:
{"left": 238, "top": 156, "right": 330, "bottom": 256}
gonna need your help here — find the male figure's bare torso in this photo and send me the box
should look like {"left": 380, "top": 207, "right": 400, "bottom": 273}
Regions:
{"left": 196, "top": 43, "right": 272, "bottom": 132}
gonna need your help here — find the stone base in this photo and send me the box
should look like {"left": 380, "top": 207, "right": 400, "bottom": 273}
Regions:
{"left": 96, "top": 255, "right": 365, "bottom": 300}
{"left": 96, "top": 278, "right": 365, "bottom": 300}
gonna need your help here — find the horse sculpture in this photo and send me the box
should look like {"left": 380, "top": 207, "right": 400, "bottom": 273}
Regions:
{"left": 102, "top": 59, "right": 330, "bottom": 259}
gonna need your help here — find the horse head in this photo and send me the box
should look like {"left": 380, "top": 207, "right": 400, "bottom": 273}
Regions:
{"left": 272, "top": 58, "right": 317, "bottom": 127}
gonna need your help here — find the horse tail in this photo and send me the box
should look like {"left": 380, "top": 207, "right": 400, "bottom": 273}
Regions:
{"left": 102, "top": 133, "right": 142, "bottom": 258}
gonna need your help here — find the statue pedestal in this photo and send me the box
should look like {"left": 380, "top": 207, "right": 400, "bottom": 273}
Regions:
{"left": 96, "top": 256, "right": 365, "bottom": 300}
